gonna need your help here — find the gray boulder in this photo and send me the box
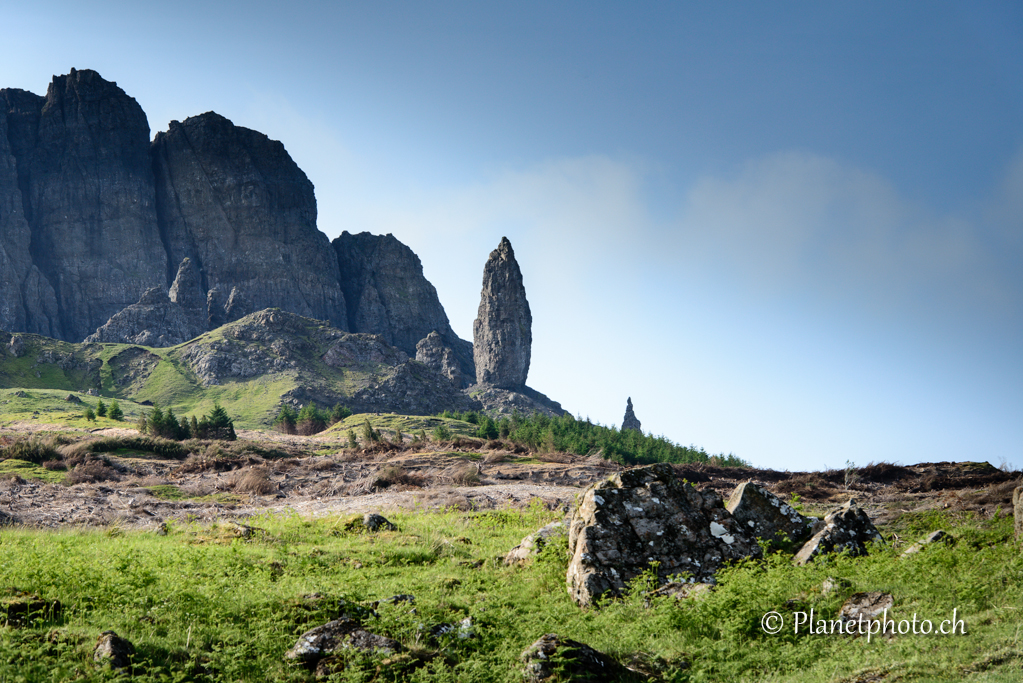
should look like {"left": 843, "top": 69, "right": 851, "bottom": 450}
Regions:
{"left": 901, "top": 529, "right": 953, "bottom": 557}
{"left": 567, "top": 463, "right": 761, "bottom": 607}
{"left": 521, "top": 634, "right": 646, "bottom": 683}
{"left": 726, "top": 481, "right": 818, "bottom": 548}
{"left": 93, "top": 630, "right": 135, "bottom": 670}
{"left": 473, "top": 237, "right": 531, "bottom": 389}
{"left": 285, "top": 617, "right": 401, "bottom": 665}
{"left": 793, "top": 500, "right": 883, "bottom": 565}
{"left": 505, "top": 521, "right": 566, "bottom": 566}
{"left": 622, "top": 397, "right": 642, "bottom": 432}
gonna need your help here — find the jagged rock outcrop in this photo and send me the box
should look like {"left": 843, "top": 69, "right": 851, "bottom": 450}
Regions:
{"left": 567, "top": 463, "right": 761, "bottom": 607}
{"left": 469, "top": 383, "right": 565, "bottom": 417}
{"left": 416, "top": 331, "right": 471, "bottom": 388}
{"left": 726, "top": 481, "right": 818, "bottom": 548}
{"left": 1, "top": 69, "right": 167, "bottom": 340}
{"left": 84, "top": 287, "right": 203, "bottom": 347}
{"left": 152, "top": 112, "right": 347, "bottom": 329}
{"left": 622, "top": 397, "right": 641, "bottom": 432}
{"left": 334, "top": 231, "right": 474, "bottom": 378}
{"left": 793, "top": 500, "right": 883, "bottom": 565}
{"left": 473, "top": 237, "right": 531, "bottom": 389}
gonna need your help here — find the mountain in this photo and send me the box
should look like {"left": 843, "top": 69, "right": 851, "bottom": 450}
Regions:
{"left": 0, "top": 69, "right": 469, "bottom": 373}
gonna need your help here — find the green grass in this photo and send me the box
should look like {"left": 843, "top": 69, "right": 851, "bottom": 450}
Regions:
{"left": 0, "top": 507, "right": 1020, "bottom": 681}
{"left": 0, "top": 458, "right": 66, "bottom": 483}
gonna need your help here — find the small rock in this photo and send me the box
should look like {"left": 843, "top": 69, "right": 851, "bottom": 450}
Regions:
{"left": 285, "top": 618, "right": 402, "bottom": 666}
{"left": 64, "top": 393, "right": 82, "bottom": 403}
{"left": 93, "top": 630, "right": 135, "bottom": 670}
{"left": 648, "top": 582, "right": 713, "bottom": 601}
{"left": 155, "top": 522, "right": 169, "bottom": 536}
{"left": 505, "top": 521, "right": 566, "bottom": 566}
{"left": 838, "top": 592, "right": 894, "bottom": 626}
{"left": 521, "top": 634, "right": 646, "bottom": 682}
{"left": 793, "top": 500, "right": 883, "bottom": 566}
{"left": 362, "top": 513, "right": 397, "bottom": 531}
{"left": 821, "top": 577, "right": 853, "bottom": 595}
{"left": 901, "top": 530, "right": 954, "bottom": 557}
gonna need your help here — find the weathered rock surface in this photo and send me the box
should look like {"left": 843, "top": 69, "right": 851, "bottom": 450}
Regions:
{"left": 473, "top": 237, "right": 531, "bottom": 389}
{"left": 521, "top": 634, "right": 646, "bottom": 683}
{"left": 1015, "top": 486, "right": 1023, "bottom": 541}
{"left": 93, "top": 630, "right": 135, "bottom": 670}
{"left": 793, "top": 500, "right": 883, "bottom": 565}
{"left": 469, "top": 383, "right": 565, "bottom": 417}
{"left": 901, "top": 529, "right": 954, "bottom": 557}
{"left": 334, "top": 232, "right": 474, "bottom": 377}
{"left": 416, "top": 330, "right": 472, "bottom": 388}
{"left": 505, "top": 521, "right": 567, "bottom": 566}
{"left": 84, "top": 286, "right": 204, "bottom": 347}
{"left": 1, "top": 590, "right": 60, "bottom": 626}
{"left": 567, "top": 463, "right": 761, "bottom": 607}
{"left": 285, "top": 617, "right": 401, "bottom": 665}
{"left": 153, "top": 112, "right": 348, "bottom": 330}
{"left": 361, "top": 513, "right": 396, "bottom": 531}
{"left": 1, "top": 70, "right": 167, "bottom": 341}
{"left": 622, "top": 397, "right": 642, "bottom": 432}
{"left": 837, "top": 592, "right": 894, "bottom": 625}
{"left": 726, "top": 481, "right": 817, "bottom": 548}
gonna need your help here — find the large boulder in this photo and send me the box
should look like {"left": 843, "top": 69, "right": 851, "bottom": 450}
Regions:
{"left": 793, "top": 500, "right": 883, "bottom": 565}
{"left": 93, "top": 631, "right": 135, "bottom": 670}
{"left": 567, "top": 463, "right": 761, "bottom": 607}
{"left": 285, "top": 617, "right": 401, "bottom": 666}
{"left": 725, "top": 481, "right": 817, "bottom": 548}
{"left": 473, "top": 237, "right": 531, "bottom": 389}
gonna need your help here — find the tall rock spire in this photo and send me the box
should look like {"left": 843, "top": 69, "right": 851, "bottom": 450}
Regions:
{"left": 622, "top": 397, "right": 642, "bottom": 432}
{"left": 473, "top": 237, "right": 531, "bottom": 389}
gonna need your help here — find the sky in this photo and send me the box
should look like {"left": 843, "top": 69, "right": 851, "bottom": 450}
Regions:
{"left": 2, "top": 1, "right": 1020, "bottom": 471}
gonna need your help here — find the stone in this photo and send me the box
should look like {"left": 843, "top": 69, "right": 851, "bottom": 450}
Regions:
{"left": 362, "top": 513, "right": 396, "bottom": 531}
{"left": 521, "top": 634, "right": 646, "bottom": 683}
{"left": 416, "top": 330, "right": 471, "bottom": 388}
{"left": 93, "top": 630, "right": 135, "bottom": 670}
{"left": 153, "top": 112, "right": 348, "bottom": 330}
{"left": 566, "top": 463, "right": 761, "bottom": 607}
{"left": 821, "top": 576, "right": 853, "bottom": 595}
{"left": 726, "top": 481, "right": 817, "bottom": 548}
{"left": 901, "top": 530, "right": 954, "bottom": 557}
{"left": 622, "top": 397, "right": 642, "bottom": 432}
{"left": 793, "top": 500, "right": 883, "bottom": 565}
{"left": 1015, "top": 486, "right": 1023, "bottom": 541}
{"left": 1, "top": 590, "right": 60, "bottom": 626}
{"left": 8, "top": 334, "right": 25, "bottom": 357}
{"left": 285, "top": 618, "right": 402, "bottom": 666}
{"left": 837, "top": 592, "right": 894, "bottom": 625}
{"left": 84, "top": 286, "right": 206, "bottom": 347}
{"left": 1, "top": 70, "right": 167, "bottom": 341}
{"left": 473, "top": 237, "right": 531, "bottom": 389}
{"left": 64, "top": 393, "right": 82, "bottom": 403}
{"left": 334, "top": 231, "right": 474, "bottom": 377}
{"left": 505, "top": 521, "right": 567, "bottom": 566}
{"left": 469, "top": 383, "right": 565, "bottom": 417}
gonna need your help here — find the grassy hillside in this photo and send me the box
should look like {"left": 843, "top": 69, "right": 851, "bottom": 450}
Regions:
{"left": 0, "top": 507, "right": 1020, "bottom": 681}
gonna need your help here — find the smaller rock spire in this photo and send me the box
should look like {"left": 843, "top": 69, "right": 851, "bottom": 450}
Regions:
{"left": 622, "top": 397, "right": 642, "bottom": 432}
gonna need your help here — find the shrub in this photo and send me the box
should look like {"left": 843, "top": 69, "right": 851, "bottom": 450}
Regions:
{"left": 347, "top": 430, "right": 358, "bottom": 449}
{"left": 232, "top": 466, "right": 275, "bottom": 495}
{"left": 84, "top": 407, "right": 96, "bottom": 422}
{"left": 361, "top": 419, "right": 379, "bottom": 444}
{"left": 432, "top": 424, "right": 452, "bottom": 442}
{"left": 65, "top": 459, "right": 120, "bottom": 485}
{"left": 107, "top": 400, "right": 123, "bottom": 421}
{"left": 95, "top": 399, "right": 107, "bottom": 417}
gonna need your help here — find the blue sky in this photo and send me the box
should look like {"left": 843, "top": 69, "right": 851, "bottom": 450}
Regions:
{"left": 3, "top": 1, "right": 1020, "bottom": 470}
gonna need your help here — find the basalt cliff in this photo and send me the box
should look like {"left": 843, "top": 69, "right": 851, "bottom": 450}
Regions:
{"left": 0, "top": 69, "right": 473, "bottom": 378}
{"left": 1, "top": 69, "right": 563, "bottom": 417}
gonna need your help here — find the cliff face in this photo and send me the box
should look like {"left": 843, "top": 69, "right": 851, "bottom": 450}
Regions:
{"left": 334, "top": 231, "right": 475, "bottom": 382}
{"left": 1, "top": 69, "right": 475, "bottom": 375}
{"left": 1, "top": 70, "right": 167, "bottom": 340}
{"left": 152, "top": 113, "right": 347, "bottom": 330}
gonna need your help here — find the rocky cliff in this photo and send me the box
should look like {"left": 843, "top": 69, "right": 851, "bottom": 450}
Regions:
{"left": 473, "top": 237, "right": 531, "bottom": 389}
{"left": 0, "top": 69, "right": 474, "bottom": 368}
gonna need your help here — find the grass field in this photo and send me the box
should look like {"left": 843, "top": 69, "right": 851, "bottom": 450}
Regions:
{"left": 1, "top": 505, "right": 1021, "bottom": 682}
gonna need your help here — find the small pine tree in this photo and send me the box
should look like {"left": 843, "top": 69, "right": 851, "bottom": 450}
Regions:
{"left": 149, "top": 404, "right": 165, "bottom": 436}
{"left": 330, "top": 403, "right": 352, "bottom": 424}
{"left": 108, "top": 400, "right": 123, "bottom": 421}
{"left": 393, "top": 430, "right": 404, "bottom": 445}
{"left": 207, "top": 402, "right": 236, "bottom": 441}
{"left": 96, "top": 399, "right": 107, "bottom": 417}
{"left": 432, "top": 424, "right": 452, "bottom": 441}
{"left": 361, "top": 419, "right": 378, "bottom": 444}
{"left": 275, "top": 405, "right": 298, "bottom": 434}
{"left": 179, "top": 415, "right": 191, "bottom": 439}
{"left": 84, "top": 407, "right": 96, "bottom": 421}
{"left": 347, "top": 429, "right": 358, "bottom": 449}
{"left": 136, "top": 411, "right": 148, "bottom": 434}
{"left": 190, "top": 415, "right": 199, "bottom": 439}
